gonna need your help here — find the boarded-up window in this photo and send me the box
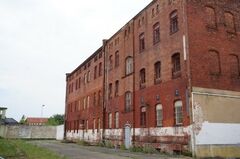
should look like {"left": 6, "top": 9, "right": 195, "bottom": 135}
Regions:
{"left": 115, "top": 112, "right": 119, "bottom": 128}
{"left": 229, "top": 54, "right": 240, "bottom": 78}
{"left": 224, "top": 12, "right": 236, "bottom": 33}
{"left": 108, "top": 113, "right": 112, "bottom": 129}
{"left": 205, "top": 6, "right": 217, "bottom": 29}
{"left": 209, "top": 50, "right": 221, "bottom": 75}
{"left": 125, "top": 91, "right": 132, "bottom": 112}
{"left": 140, "top": 107, "right": 146, "bottom": 126}
{"left": 125, "top": 57, "right": 133, "bottom": 75}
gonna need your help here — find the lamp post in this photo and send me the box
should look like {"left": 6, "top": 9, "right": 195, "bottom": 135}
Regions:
{"left": 41, "top": 105, "right": 45, "bottom": 117}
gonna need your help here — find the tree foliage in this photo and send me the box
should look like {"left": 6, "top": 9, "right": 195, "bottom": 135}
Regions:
{"left": 19, "top": 115, "right": 26, "bottom": 124}
{"left": 47, "top": 114, "right": 64, "bottom": 126}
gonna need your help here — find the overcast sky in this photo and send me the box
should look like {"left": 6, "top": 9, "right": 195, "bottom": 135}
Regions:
{"left": 0, "top": 0, "right": 151, "bottom": 121}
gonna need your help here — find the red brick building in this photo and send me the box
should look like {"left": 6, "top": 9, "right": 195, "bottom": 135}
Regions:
{"left": 65, "top": 0, "right": 240, "bottom": 157}
{"left": 26, "top": 117, "right": 48, "bottom": 126}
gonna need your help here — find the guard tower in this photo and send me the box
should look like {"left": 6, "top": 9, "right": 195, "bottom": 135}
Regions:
{"left": 0, "top": 107, "right": 7, "bottom": 120}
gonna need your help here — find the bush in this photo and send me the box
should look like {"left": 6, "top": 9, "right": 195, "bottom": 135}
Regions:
{"left": 129, "top": 146, "right": 143, "bottom": 152}
{"left": 142, "top": 144, "right": 157, "bottom": 154}
{"left": 104, "top": 140, "right": 114, "bottom": 148}
{"left": 77, "top": 140, "right": 90, "bottom": 146}
{"left": 120, "top": 144, "right": 126, "bottom": 150}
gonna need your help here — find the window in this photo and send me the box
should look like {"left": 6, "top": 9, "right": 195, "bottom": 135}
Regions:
{"left": 78, "top": 77, "right": 81, "bottom": 89}
{"left": 205, "top": 6, "right": 217, "bottom": 29}
{"left": 156, "top": 104, "right": 163, "bottom": 127}
{"left": 125, "top": 57, "right": 133, "bottom": 75}
{"left": 108, "top": 83, "right": 112, "bottom": 99}
{"left": 93, "top": 92, "right": 97, "bottom": 106}
{"left": 98, "top": 90, "right": 102, "bottom": 106}
{"left": 115, "top": 80, "right": 119, "bottom": 97}
{"left": 224, "top": 12, "right": 236, "bottom": 33}
{"left": 87, "top": 96, "right": 90, "bottom": 108}
{"left": 83, "top": 97, "right": 86, "bottom": 110}
{"left": 97, "top": 118, "right": 101, "bottom": 132}
{"left": 140, "top": 68, "right": 146, "bottom": 89}
{"left": 175, "top": 100, "right": 183, "bottom": 125}
{"left": 154, "top": 61, "right": 161, "bottom": 83}
{"left": 99, "top": 62, "right": 102, "bottom": 76}
{"left": 115, "top": 112, "right": 119, "bottom": 128}
{"left": 87, "top": 71, "right": 91, "bottom": 82}
{"left": 229, "top": 54, "right": 240, "bottom": 78}
{"left": 93, "top": 119, "right": 96, "bottom": 133}
{"left": 170, "top": 10, "right": 178, "bottom": 34}
{"left": 75, "top": 79, "right": 78, "bottom": 90}
{"left": 115, "top": 51, "right": 119, "bottom": 67}
{"left": 86, "top": 120, "right": 88, "bottom": 131}
{"left": 172, "top": 53, "right": 181, "bottom": 78}
{"left": 108, "top": 113, "right": 112, "bottom": 129}
{"left": 140, "top": 107, "right": 146, "bottom": 126}
{"left": 208, "top": 50, "right": 221, "bottom": 75}
{"left": 153, "top": 23, "right": 160, "bottom": 44}
{"left": 125, "top": 91, "right": 132, "bottom": 112}
{"left": 84, "top": 73, "right": 87, "bottom": 84}
{"left": 109, "top": 55, "right": 113, "bottom": 70}
{"left": 99, "top": 52, "right": 102, "bottom": 58}
{"left": 94, "top": 66, "right": 97, "bottom": 79}
{"left": 139, "top": 33, "right": 145, "bottom": 52}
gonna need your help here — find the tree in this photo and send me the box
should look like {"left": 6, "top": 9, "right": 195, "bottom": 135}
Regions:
{"left": 47, "top": 114, "right": 64, "bottom": 126}
{"left": 19, "top": 115, "right": 26, "bottom": 124}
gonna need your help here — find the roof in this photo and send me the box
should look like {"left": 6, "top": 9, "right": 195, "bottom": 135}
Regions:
{"left": 0, "top": 107, "right": 7, "bottom": 110}
{"left": 4, "top": 118, "right": 18, "bottom": 125}
{"left": 26, "top": 117, "right": 48, "bottom": 123}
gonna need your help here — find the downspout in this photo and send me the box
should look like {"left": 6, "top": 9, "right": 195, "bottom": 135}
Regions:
{"left": 132, "top": 19, "right": 136, "bottom": 146}
{"left": 182, "top": 0, "right": 194, "bottom": 156}
{"left": 64, "top": 74, "right": 69, "bottom": 139}
{"left": 102, "top": 39, "right": 108, "bottom": 143}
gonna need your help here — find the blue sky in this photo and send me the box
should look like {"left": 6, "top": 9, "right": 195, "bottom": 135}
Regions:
{"left": 0, "top": 0, "right": 151, "bottom": 121}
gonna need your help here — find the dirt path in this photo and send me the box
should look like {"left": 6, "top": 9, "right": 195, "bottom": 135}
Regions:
{"left": 29, "top": 140, "right": 190, "bottom": 159}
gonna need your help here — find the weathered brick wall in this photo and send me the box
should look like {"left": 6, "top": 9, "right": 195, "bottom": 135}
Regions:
{"left": 187, "top": 0, "right": 240, "bottom": 91}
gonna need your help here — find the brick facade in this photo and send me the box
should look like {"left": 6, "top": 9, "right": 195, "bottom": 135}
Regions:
{"left": 65, "top": 0, "right": 240, "bottom": 156}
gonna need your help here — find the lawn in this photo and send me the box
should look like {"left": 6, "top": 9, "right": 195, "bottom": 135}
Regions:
{"left": 0, "top": 138, "right": 66, "bottom": 159}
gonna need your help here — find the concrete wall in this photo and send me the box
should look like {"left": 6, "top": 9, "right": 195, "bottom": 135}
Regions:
{"left": 192, "top": 87, "right": 240, "bottom": 158}
{"left": 0, "top": 125, "right": 64, "bottom": 139}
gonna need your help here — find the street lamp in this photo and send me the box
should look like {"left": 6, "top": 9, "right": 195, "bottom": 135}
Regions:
{"left": 41, "top": 105, "right": 45, "bottom": 117}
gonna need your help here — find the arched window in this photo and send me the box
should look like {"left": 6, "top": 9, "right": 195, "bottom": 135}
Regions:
{"left": 156, "top": 104, "right": 163, "bottom": 127}
{"left": 108, "top": 113, "right": 112, "bottom": 129}
{"left": 153, "top": 22, "right": 160, "bottom": 44}
{"left": 139, "top": 33, "right": 145, "bottom": 52}
{"left": 115, "top": 80, "right": 119, "bottom": 97}
{"left": 125, "top": 57, "right": 133, "bottom": 75}
{"left": 205, "top": 6, "right": 217, "bottom": 29}
{"left": 140, "top": 68, "right": 146, "bottom": 84}
{"left": 115, "top": 112, "right": 119, "bottom": 128}
{"left": 115, "top": 51, "right": 119, "bottom": 67}
{"left": 172, "top": 53, "right": 181, "bottom": 78}
{"left": 140, "top": 107, "right": 147, "bottom": 126}
{"left": 170, "top": 10, "right": 178, "bottom": 34}
{"left": 97, "top": 118, "right": 101, "bottom": 132}
{"left": 125, "top": 91, "right": 132, "bottom": 112}
{"left": 209, "top": 50, "right": 221, "bottom": 75}
{"left": 109, "top": 55, "right": 113, "bottom": 70}
{"left": 154, "top": 61, "right": 161, "bottom": 82}
{"left": 229, "top": 54, "right": 240, "bottom": 78}
{"left": 108, "top": 83, "right": 112, "bottom": 99}
{"left": 224, "top": 12, "right": 236, "bottom": 33}
{"left": 175, "top": 100, "right": 183, "bottom": 125}
{"left": 87, "top": 96, "right": 90, "bottom": 108}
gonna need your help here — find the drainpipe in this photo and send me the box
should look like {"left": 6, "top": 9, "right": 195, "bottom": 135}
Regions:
{"left": 64, "top": 74, "right": 69, "bottom": 139}
{"left": 132, "top": 19, "right": 136, "bottom": 146}
{"left": 182, "top": 0, "right": 194, "bottom": 156}
{"left": 102, "top": 39, "right": 108, "bottom": 143}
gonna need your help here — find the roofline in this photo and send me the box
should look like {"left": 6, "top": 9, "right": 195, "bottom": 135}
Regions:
{"left": 66, "top": 46, "right": 103, "bottom": 77}
{"left": 66, "top": 0, "right": 157, "bottom": 77}
{"left": 0, "top": 107, "right": 7, "bottom": 110}
{"left": 106, "top": 0, "right": 157, "bottom": 42}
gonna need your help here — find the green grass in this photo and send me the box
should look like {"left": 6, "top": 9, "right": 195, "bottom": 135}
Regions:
{"left": 0, "top": 139, "right": 66, "bottom": 159}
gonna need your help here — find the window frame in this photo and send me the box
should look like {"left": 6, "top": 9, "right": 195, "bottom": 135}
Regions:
{"left": 170, "top": 10, "right": 179, "bottom": 34}
{"left": 139, "top": 33, "right": 145, "bottom": 52}
{"left": 153, "top": 22, "right": 160, "bottom": 44}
